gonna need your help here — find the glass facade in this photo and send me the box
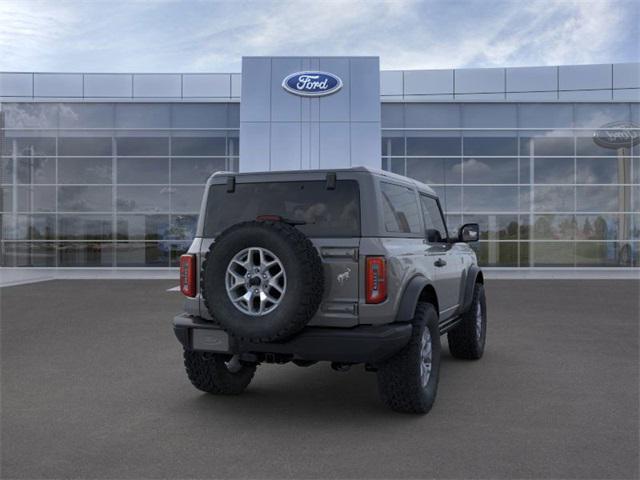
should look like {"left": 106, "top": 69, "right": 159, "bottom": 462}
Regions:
{"left": 382, "top": 102, "right": 640, "bottom": 268}
{"left": 0, "top": 100, "right": 638, "bottom": 268}
{"left": 0, "top": 103, "right": 239, "bottom": 267}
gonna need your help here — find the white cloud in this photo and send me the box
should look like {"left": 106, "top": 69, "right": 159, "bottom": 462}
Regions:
{"left": 0, "top": 0, "right": 636, "bottom": 72}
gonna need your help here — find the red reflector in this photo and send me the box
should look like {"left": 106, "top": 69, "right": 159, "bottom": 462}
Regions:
{"left": 256, "top": 215, "right": 283, "bottom": 222}
{"left": 366, "top": 256, "right": 387, "bottom": 304}
{"left": 179, "top": 254, "right": 197, "bottom": 297}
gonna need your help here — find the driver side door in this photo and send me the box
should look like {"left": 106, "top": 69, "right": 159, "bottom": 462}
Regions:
{"left": 419, "top": 193, "right": 461, "bottom": 319}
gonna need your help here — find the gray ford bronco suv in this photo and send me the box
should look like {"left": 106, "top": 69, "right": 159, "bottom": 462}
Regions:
{"left": 173, "top": 167, "right": 486, "bottom": 414}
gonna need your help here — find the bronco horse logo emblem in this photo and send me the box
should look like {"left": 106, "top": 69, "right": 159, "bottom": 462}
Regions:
{"left": 337, "top": 267, "right": 351, "bottom": 285}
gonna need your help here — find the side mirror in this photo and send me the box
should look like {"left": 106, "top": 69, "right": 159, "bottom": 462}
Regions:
{"left": 458, "top": 223, "right": 479, "bottom": 243}
{"left": 425, "top": 228, "right": 443, "bottom": 243}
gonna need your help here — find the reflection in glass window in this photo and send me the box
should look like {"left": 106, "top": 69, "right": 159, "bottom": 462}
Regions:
{"left": 381, "top": 104, "right": 404, "bottom": 128}
{"left": 463, "top": 137, "right": 517, "bottom": 156}
{"left": 575, "top": 214, "right": 632, "bottom": 241}
{"left": 2, "top": 104, "right": 59, "bottom": 129}
{"left": 462, "top": 158, "right": 517, "bottom": 184}
{"left": 534, "top": 158, "right": 575, "bottom": 184}
{"left": 576, "top": 137, "right": 620, "bottom": 157}
{"left": 381, "top": 136, "right": 404, "bottom": 156}
{"left": 115, "top": 104, "right": 171, "bottom": 128}
{"left": 531, "top": 242, "right": 575, "bottom": 267}
{"left": 115, "top": 243, "right": 169, "bottom": 267}
{"left": 518, "top": 104, "right": 573, "bottom": 129}
{"left": 17, "top": 186, "right": 56, "bottom": 212}
{"left": 59, "top": 104, "right": 115, "bottom": 128}
{"left": 380, "top": 182, "right": 421, "bottom": 234}
{"left": 463, "top": 186, "right": 519, "bottom": 212}
{"left": 2, "top": 242, "right": 57, "bottom": 267}
{"left": 470, "top": 242, "right": 519, "bottom": 267}
{"left": 574, "top": 103, "right": 630, "bottom": 128}
{"left": 58, "top": 186, "right": 112, "bottom": 212}
{"left": 405, "top": 104, "right": 460, "bottom": 128}
{"left": 117, "top": 186, "right": 170, "bottom": 212}
{"left": 4, "top": 137, "right": 56, "bottom": 156}
{"left": 576, "top": 157, "right": 631, "bottom": 184}
{"left": 171, "top": 104, "right": 229, "bottom": 128}
{"left": 116, "top": 215, "right": 169, "bottom": 240}
{"left": 117, "top": 158, "right": 169, "bottom": 184}
{"left": 576, "top": 186, "right": 630, "bottom": 212}
{"left": 533, "top": 186, "right": 574, "bottom": 212}
{"left": 519, "top": 157, "right": 530, "bottom": 184}
{"left": 59, "top": 158, "right": 112, "bottom": 184}
{"left": 171, "top": 158, "right": 225, "bottom": 184}
{"left": 431, "top": 186, "right": 462, "bottom": 213}
{"left": 171, "top": 136, "right": 226, "bottom": 156}
{"left": 533, "top": 214, "right": 576, "bottom": 240}
{"left": 462, "top": 105, "right": 517, "bottom": 128}
{"left": 58, "top": 215, "right": 112, "bottom": 240}
{"left": 406, "top": 135, "right": 461, "bottom": 156}
{"left": 58, "top": 137, "right": 112, "bottom": 156}
{"left": 116, "top": 137, "right": 169, "bottom": 156}
{"left": 406, "top": 158, "right": 462, "bottom": 185}
{"left": 171, "top": 186, "right": 204, "bottom": 212}
{"left": 519, "top": 136, "right": 574, "bottom": 156}
{"left": 59, "top": 243, "right": 114, "bottom": 267}
{"left": 17, "top": 157, "right": 56, "bottom": 184}
{"left": 575, "top": 242, "right": 633, "bottom": 267}
{"left": 0, "top": 158, "right": 12, "bottom": 183}
{"left": 1, "top": 214, "right": 55, "bottom": 240}
{"left": 462, "top": 214, "right": 518, "bottom": 240}
{"left": 389, "top": 158, "right": 405, "bottom": 176}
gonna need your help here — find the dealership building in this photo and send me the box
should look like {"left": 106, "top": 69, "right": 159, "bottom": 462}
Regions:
{"left": 0, "top": 57, "right": 638, "bottom": 272}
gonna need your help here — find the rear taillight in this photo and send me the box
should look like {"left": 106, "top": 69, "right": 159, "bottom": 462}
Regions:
{"left": 180, "top": 254, "right": 197, "bottom": 297}
{"left": 366, "top": 256, "right": 387, "bottom": 304}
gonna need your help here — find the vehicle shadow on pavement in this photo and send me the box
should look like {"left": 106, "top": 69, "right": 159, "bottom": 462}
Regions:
{"left": 177, "top": 353, "right": 468, "bottom": 422}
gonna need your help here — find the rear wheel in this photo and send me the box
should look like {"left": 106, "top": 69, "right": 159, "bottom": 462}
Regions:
{"left": 376, "top": 302, "right": 441, "bottom": 414}
{"left": 183, "top": 349, "right": 256, "bottom": 395}
{"left": 448, "top": 283, "right": 487, "bottom": 360}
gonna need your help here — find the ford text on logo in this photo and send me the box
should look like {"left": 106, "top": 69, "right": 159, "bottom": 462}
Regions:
{"left": 593, "top": 121, "right": 640, "bottom": 149}
{"left": 282, "top": 71, "right": 342, "bottom": 97}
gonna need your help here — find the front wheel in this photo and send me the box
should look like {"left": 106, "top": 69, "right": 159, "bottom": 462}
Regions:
{"left": 376, "top": 302, "right": 441, "bottom": 414}
{"left": 183, "top": 350, "right": 256, "bottom": 395}
{"left": 448, "top": 282, "right": 487, "bottom": 360}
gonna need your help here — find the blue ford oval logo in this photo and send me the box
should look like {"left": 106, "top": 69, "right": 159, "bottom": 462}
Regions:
{"left": 282, "top": 71, "right": 342, "bottom": 97}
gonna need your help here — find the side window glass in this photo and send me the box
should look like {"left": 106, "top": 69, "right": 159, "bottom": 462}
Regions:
{"left": 420, "top": 195, "right": 448, "bottom": 242}
{"left": 380, "top": 182, "right": 422, "bottom": 234}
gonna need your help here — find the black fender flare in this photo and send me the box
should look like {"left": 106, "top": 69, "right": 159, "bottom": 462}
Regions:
{"left": 459, "top": 265, "right": 483, "bottom": 315}
{"left": 395, "top": 276, "right": 431, "bottom": 323}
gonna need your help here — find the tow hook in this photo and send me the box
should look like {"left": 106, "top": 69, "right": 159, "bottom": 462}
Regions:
{"left": 331, "top": 362, "right": 351, "bottom": 372}
{"left": 225, "top": 355, "right": 243, "bottom": 373}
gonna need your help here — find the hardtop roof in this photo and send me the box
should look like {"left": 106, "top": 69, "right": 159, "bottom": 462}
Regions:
{"left": 207, "top": 166, "right": 437, "bottom": 196}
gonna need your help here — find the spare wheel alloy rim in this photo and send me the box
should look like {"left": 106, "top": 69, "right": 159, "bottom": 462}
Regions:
{"left": 225, "top": 247, "right": 287, "bottom": 316}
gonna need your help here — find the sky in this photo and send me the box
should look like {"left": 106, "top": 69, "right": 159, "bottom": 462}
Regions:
{"left": 0, "top": 0, "right": 638, "bottom": 73}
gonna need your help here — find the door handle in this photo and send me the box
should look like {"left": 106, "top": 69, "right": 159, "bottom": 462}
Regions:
{"left": 434, "top": 258, "right": 447, "bottom": 267}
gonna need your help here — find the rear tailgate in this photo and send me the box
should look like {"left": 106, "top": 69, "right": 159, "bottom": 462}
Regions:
{"left": 308, "top": 238, "right": 360, "bottom": 327}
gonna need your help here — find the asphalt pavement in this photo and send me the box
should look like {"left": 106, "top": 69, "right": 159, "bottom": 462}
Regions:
{"left": 1, "top": 279, "right": 638, "bottom": 479}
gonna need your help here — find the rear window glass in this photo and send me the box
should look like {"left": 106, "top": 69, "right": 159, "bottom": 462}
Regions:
{"left": 204, "top": 180, "right": 360, "bottom": 237}
{"left": 380, "top": 182, "right": 422, "bottom": 234}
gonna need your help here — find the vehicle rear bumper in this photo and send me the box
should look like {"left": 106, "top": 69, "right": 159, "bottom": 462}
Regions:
{"left": 173, "top": 313, "right": 411, "bottom": 364}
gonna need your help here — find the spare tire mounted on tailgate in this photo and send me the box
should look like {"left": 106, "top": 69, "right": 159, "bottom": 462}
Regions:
{"left": 201, "top": 220, "right": 324, "bottom": 342}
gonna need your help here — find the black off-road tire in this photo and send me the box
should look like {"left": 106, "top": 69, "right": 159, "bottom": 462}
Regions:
{"left": 377, "top": 303, "right": 441, "bottom": 414}
{"left": 201, "top": 221, "right": 324, "bottom": 342}
{"left": 448, "top": 283, "right": 487, "bottom": 360}
{"left": 183, "top": 350, "right": 256, "bottom": 395}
